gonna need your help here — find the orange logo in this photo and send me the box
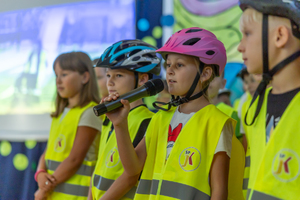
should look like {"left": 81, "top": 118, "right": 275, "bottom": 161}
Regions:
{"left": 54, "top": 134, "right": 66, "bottom": 153}
{"left": 105, "top": 147, "right": 120, "bottom": 168}
{"left": 272, "top": 149, "right": 300, "bottom": 182}
{"left": 179, "top": 147, "right": 201, "bottom": 172}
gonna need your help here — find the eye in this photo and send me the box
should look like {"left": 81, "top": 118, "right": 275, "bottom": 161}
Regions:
{"left": 116, "top": 74, "right": 123, "bottom": 77}
{"left": 177, "top": 63, "right": 183, "bottom": 67}
{"left": 62, "top": 73, "right": 68, "bottom": 77}
{"left": 106, "top": 74, "right": 111, "bottom": 78}
{"left": 166, "top": 63, "right": 171, "bottom": 68}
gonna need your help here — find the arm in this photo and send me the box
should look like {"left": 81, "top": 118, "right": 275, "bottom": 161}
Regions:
{"left": 35, "top": 149, "right": 56, "bottom": 194}
{"left": 100, "top": 172, "right": 140, "bottom": 200}
{"left": 52, "top": 126, "right": 98, "bottom": 184}
{"left": 103, "top": 94, "right": 148, "bottom": 176}
{"left": 210, "top": 152, "right": 230, "bottom": 200}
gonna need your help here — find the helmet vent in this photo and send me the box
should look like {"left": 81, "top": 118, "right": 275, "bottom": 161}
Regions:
{"left": 183, "top": 38, "right": 201, "bottom": 46}
{"left": 186, "top": 29, "right": 203, "bottom": 33}
{"left": 206, "top": 50, "right": 215, "bottom": 55}
{"left": 115, "top": 54, "right": 125, "bottom": 62}
{"left": 165, "top": 38, "right": 171, "bottom": 45}
{"left": 177, "top": 30, "right": 181, "bottom": 33}
{"left": 142, "top": 53, "right": 155, "bottom": 58}
{"left": 129, "top": 49, "right": 142, "bottom": 57}
{"left": 138, "top": 61, "right": 151, "bottom": 67}
{"left": 132, "top": 56, "right": 141, "bottom": 61}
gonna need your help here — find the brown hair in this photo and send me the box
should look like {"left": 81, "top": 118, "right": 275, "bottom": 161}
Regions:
{"left": 51, "top": 52, "right": 100, "bottom": 118}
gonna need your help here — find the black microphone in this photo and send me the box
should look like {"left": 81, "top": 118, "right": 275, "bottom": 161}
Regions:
{"left": 93, "top": 79, "right": 164, "bottom": 116}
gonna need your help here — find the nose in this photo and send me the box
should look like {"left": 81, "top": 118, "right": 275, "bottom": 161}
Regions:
{"left": 56, "top": 76, "right": 61, "bottom": 84}
{"left": 107, "top": 76, "right": 114, "bottom": 87}
{"left": 237, "top": 40, "right": 244, "bottom": 53}
{"left": 166, "top": 65, "right": 174, "bottom": 76}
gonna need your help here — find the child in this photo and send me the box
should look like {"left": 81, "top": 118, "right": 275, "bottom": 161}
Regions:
{"left": 208, "top": 72, "right": 242, "bottom": 142}
{"left": 34, "top": 52, "right": 102, "bottom": 200}
{"left": 90, "top": 39, "right": 161, "bottom": 200}
{"left": 238, "top": 0, "right": 300, "bottom": 199}
{"left": 93, "top": 58, "right": 109, "bottom": 99}
{"left": 103, "top": 27, "right": 244, "bottom": 200}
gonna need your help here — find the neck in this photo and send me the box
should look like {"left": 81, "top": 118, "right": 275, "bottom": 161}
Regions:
{"left": 129, "top": 99, "right": 144, "bottom": 110}
{"left": 210, "top": 95, "right": 219, "bottom": 105}
{"left": 68, "top": 93, "right": 81, "bottom": 108}
{"left": 271, "top": 58, "right": 300, "bottom": 94}
{"left": 178, "top": 96, "right": 210, "bottom": 114}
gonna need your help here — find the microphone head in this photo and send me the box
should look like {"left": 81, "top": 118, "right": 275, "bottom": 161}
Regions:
{"left": 144, "top": 79, "right": 165, "bottom": 96}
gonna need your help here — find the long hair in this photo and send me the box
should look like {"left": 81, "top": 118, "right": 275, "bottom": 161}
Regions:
{"left": 51, "top": 52, "right": 100, "bottom": 118}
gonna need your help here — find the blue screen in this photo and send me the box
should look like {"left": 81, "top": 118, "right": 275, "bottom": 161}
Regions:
{"left": 0, "top": 0, "right": 135, "bottom": 140}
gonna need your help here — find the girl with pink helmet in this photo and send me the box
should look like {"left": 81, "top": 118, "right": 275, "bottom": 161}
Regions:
{"left": 101, "top": 27, "right": 244, "bottom": 200}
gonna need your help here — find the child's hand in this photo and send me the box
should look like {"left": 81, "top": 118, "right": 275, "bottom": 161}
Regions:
{"left": 34, "top": 188, "right": 48, "bottom": 200}
{"left": 37, "top": 172, "right": 57, "bottom": 192}
{"left": 101, "top": 93, "right": 130, "bottom": 127}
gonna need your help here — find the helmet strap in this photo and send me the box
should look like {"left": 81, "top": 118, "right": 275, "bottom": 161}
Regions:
{"left": 134, "top": 72, "right": 139, "bottom": 89}
{"left": 153, "top": 62, "right": 207, "bottom": 111}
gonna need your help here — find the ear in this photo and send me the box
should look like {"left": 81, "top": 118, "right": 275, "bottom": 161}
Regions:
{"left": 138, "top": 73, "right": 149, "bottom": 86}
{"left": 221, "top": 79, "right": 227, "bottom": 89}
{"left": 82, "top": 71, "right": 90, "bottom": 84}
{"left": 200, "top": 66, "right": 213, "bottom": 83}
{"left": 274, "top": 25, "right": 289, "bottom": 48}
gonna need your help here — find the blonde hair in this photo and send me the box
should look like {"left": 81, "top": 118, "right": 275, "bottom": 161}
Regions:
{"left": 240, "top": 8, "right": 263, "bottom": 33}
{"left": 51, "top": 52, "right": 100, "bottom": 118}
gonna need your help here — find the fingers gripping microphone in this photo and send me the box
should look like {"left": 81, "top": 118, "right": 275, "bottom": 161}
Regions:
{"left": 93, "top": 79, "right": 164, "bottom": 116}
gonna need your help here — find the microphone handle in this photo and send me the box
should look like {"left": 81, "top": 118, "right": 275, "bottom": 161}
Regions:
{"left": 93, "top": 86, "right": 149, "bottom": 116}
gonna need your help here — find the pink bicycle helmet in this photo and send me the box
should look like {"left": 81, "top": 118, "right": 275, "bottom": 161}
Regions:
{"left": 156, "top": 27, "right": 227, "bottom": 76}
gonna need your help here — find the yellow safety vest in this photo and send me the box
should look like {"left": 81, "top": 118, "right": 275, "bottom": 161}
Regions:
{"left": 246, "top": 88, "right": 300, "bottom": 200}
{"left": 134, "top": 105, "right": 245, "bottom": 200}
{"left": 241, "top": 98, "right": 252, "bottom": 199}
{"left": 92, "top": 105, "right": 154, "bottom": 200}
{"left": 45, "top": 101, "right": 97, "bottom": 200}
{"left": 217, "top": 102, "right": 242, "bottom": 140}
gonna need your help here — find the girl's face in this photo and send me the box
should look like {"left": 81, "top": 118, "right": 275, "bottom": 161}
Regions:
{"left": 54, "top": 63, "right": 86, "bottom": 99}
{"left": 166, "top": 53, "right": 201, "bottom": 96}
{"left": 106, "top": 68, "right": 135, "bottom": 96}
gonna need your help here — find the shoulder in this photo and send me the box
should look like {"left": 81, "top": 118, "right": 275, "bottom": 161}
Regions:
{"left": 78, "top": 107, "right": 102, "bottom": 132}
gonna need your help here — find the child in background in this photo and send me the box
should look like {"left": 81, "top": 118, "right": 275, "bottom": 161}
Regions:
{"left": 93, "top": 58, "right": 109, "bottom": 99}
{"left": 217, "top": 88, "right": 232, "bottom": 106}
{"left": 34, "top": 52, "right": 102, "bottom": 200}
{"left": 208, "top": 72, "right": 242, "bottom": 142}
{"left": 102, "top": 27, "right": 244, "bottom": 200}
{"left": 238, "top": 0, "right": 300, "bottom": 199}
{"left": 90, "top": 39, "right": 161, "bottom": 200}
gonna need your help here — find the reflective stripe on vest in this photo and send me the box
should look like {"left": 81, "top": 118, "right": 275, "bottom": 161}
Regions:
{"left": 251, "top": 191, "right": 282, "bottom": 200}
{"left": 93, "top": 174, "right": 137, "bottom": 199}
{"left": 47, "top": 160, "right": 94, "bottom": 176}
{"left": 243, "top": 178, "right": 249, "bottom": 190}
{"left": 137, "top": 179, "right": 210, "bottom": 200}
{"left": 245, "top": 156, "right": 250, "bottom": 167}
{"left": 243, "top": 156, "right": 250, "bottom": 190}
{"left": 136, "top": 179, "right": 159, "bottom": 195}
{"left": 55, "top": 183, "right": 89, "bottom": 197}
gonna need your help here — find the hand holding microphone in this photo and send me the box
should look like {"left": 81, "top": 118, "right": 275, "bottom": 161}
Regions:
{"left": 93, "top": 79, "right": 164, "bottom": 117}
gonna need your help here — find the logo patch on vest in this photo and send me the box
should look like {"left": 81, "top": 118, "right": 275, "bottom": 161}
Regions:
{"left": 105, "top": 147, "right": 120, "bottom": 168}
{"left": 272, "top": 148, "right": 300, "bottom": 182}
{"left": 54, "top": 134, "right": 66, "bottom": 153}
{"left": 179, "top": 147, "right": 201, "bottom": 172}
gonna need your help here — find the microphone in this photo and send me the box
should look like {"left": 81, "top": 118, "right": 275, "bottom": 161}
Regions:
{"left": 93, "top": 79, "right": 164, "bottom": 116}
